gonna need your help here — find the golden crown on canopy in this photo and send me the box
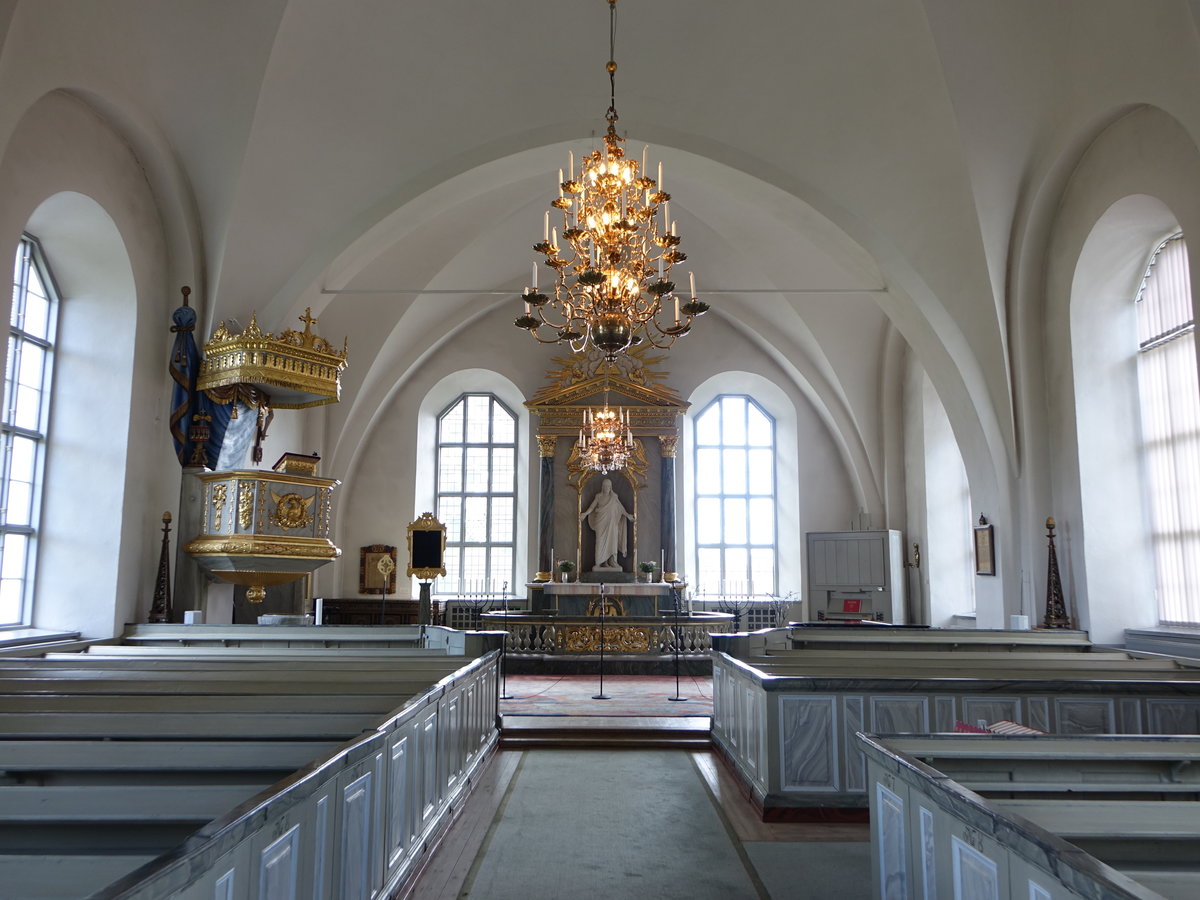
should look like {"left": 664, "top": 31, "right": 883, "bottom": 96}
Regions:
{"left": 198, "top": 308, "right": 348, "bottom": 409}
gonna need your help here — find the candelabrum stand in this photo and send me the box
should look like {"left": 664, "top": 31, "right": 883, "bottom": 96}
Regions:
{"left": 592, "top": 583, "right": 611, "bottom": 701}
{"left": 668, "top": 584, "right": 687, "bottom": 702}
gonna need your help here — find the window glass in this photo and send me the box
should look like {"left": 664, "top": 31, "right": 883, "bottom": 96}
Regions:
{"left": 1136, "top": 234, "right": 1200, "bottom": 625}
{"left": 434, "top": 394, "right": 517, "bottom": 595}
{"left": 692, "top": 395, "right": 776, "bottom": 597}
{"left": 1, "top": 236, "right": 56, "bottom": 626}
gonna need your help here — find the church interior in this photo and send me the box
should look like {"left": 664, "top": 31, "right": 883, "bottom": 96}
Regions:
{"left": 4, "top": 1, "right": 1200, "bottom": 898}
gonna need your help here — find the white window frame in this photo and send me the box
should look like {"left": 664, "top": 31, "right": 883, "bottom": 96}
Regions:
{"left": 692, "top": 394, "right": 778, "bottom": 598}
{"left": 433, "top": 392, "right": 517, "bottom": 597}
{"left": 2, "top": 235, "right": 58, "bottom": 627}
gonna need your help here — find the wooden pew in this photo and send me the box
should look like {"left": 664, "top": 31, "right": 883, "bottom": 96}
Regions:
{"left": 711, "top": 628, "right": 1200, "bottom": 814}
{"left": 863, "top": 734, "right": 1200, "bottom": 900}
{"left": 0, "top": 632, "right": 502, "bottom": 899}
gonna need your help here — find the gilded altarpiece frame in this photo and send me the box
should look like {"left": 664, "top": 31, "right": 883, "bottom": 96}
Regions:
{"left": 526, "top": 348, "right": 687, "bottom": 576}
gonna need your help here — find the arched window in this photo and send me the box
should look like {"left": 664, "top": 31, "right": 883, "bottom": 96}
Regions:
{"left": 693, "top": 395, "right": 776, "bottom": 596}
{"left": 1135, "top": 234, "right": 1200, "bottom": 625}
{"left": 2, "top": 236, "right": 58, "bottom": 626}
{"left": 435, "top": 394, "right": 516, "bottom": 595}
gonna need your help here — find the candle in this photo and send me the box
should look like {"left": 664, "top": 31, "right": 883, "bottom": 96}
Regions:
{"left": 569, "top": 151, "right": 574, "bottom": 182}
{"left": 544, "top": 211, "right": 549, "bottom": 241}
{"left": 674, "top": 293, "right": 680, "bottom": 324}
{"left": 689, "top": 271, "right": 696, "bottom": 297}
{"left": 658, "top": 256, "right": 664, "bottom": 279}
{"left": 671, "top": 220, "right": 677, "bottom": 237}
{"left": 641, "top": 145, "right": 647, "bottom": 178}
{"left": 552, "top": 226, "right": 557, "bottom": 249}
{"left": 525, "top": 298, "right": 531, "bottom": 315}
{"left": 532, "top": 262, "right": 538, "bottom": 291}
{"left": 658, "top": 161, "right": 663, "bottom": 191}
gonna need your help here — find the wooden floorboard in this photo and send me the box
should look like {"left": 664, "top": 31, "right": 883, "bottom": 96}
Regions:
{"left": 691, "top": 751, "right": 869, "bottom": 844}
{"left": 405, "top": 750, "right": 523, "bottom": 900}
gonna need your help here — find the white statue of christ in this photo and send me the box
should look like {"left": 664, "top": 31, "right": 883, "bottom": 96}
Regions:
{"left": 580, "top": 478, "right": 633, "bottom": 571}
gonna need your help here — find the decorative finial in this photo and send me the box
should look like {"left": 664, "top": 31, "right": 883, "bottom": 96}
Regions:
{"left": 180, "top": 286, "right": 191, "bottom": 306}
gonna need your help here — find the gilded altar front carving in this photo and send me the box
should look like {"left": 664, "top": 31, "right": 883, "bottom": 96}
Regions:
{"left": 562, "top": 625, "right": 651, "bottom": 653}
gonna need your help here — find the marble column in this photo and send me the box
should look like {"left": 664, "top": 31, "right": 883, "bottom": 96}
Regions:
{"left": 659, "top": 435, "right": 678, "bottom": 581}
{"left": 536, "top": 435, "right": 557, "bottom": 581}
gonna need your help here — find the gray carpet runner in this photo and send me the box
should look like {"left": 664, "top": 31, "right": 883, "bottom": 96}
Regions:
{"left": 460, "top": 749, "right": 765, "bottom": 899}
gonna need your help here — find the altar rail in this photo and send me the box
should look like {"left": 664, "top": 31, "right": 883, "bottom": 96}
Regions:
{"left": 862, "top": 733, "right": 1200, "bottom": 900}
{"left": 0, "top": 628, "right": 502, "bottom": 900}
{"left": 480, "top": 610, "right": 734, "bottom": 654}
{"left": 710, "top": 627, "right": 1200, "bottom": 812}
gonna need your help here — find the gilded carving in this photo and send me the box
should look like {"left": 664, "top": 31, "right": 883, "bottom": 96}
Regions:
{"left": 536, "top": 434, "right": 558, "bottom": 458}
{"left": 659, "top": 435, "right": 678, "bottom": 458}
{"left": 562, "top": 625, "right": 651, "bottom": 653}
{"left": 212, "top": 483, "right": 228, "bottom": 532}
{"left": 318, "top": 487, "right": 333, "bottom": 536}
{"left": 270, "top": 490, "right": 315, "bottom": 529}
{"left": 183, "top": 536, "right": 341, "bottom": 559}
{"left": 237, "top": 483, "right": 255, "bottom": 530}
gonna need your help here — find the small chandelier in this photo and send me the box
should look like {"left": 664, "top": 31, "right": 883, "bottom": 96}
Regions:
{"left": 577, "top": 371, "right": 634, "bottom": 473}
{"left": 515, "top": 0, "right": 708, "bottom": 357}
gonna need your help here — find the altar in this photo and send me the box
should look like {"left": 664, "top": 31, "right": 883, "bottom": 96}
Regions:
{"left": 541, "top": 581, "right": 682, "bottom": 617}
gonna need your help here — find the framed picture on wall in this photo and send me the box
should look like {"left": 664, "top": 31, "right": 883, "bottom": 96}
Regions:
{"left": 360, "top": 544, "right": 397, "bottom": 594}
{"left": 974, "top": 516, "right": 995, "bottom": 576}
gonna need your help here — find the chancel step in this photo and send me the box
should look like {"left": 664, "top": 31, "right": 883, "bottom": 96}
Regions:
{"left": 499, "top": 714, "right": 711, "bottom": 750}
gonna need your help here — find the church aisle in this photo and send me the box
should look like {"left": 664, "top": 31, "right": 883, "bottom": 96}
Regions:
{"left": 459, "top": 749, "right": 764, "bottom": 899}
{"left": 410, "top": 747, "right": 871, "bottom": 900}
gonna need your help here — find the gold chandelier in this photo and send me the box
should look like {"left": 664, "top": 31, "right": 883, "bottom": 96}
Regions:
{"left": 515, "top": 0, "right": 707, "bottom": 357}
{"left": 577, "top": 370, "right": 634, "bottom": 473}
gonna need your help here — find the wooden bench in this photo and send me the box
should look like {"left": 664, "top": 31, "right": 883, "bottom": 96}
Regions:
{"left": 863, "top": 734, "right": 1200, "bottom": 900}
{"left": 710, "top": 628, "right": 1200, "bottom": 813}
{"left": 0, "top": 630, "right": 503, "bottom": 899}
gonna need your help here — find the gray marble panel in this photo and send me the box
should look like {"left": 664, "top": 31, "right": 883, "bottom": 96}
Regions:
{"left": 1147, "top": 700, "right": 1200, "bottom": 734}
{"left": 872, "top": 697, "right": 929, "bottom": 734}
{"left": 876, "top": 783, "right": 907, "bottom": 900}
{"left": 920, "top": 806, "right": 936, "bottom": 900}
{"left": 781, "top": 696, "right": 838, "bottom": 791}
{"left": 387, "top": 734, "right": 410, "bottom": 858}
{"left": 1119, "top": 698, "right": 1142, "bottom": 734}
{"left": 935, "top": 697, "right": 956, "bottom": 733}
{"left": 215, "top": 869, "right": 236, "bottom": 900}
{"left": 1055, "top": 699, "right": 1114, "bottom": 734}
{"left": 744, "top": 683, "right": 760, "bottom": 779}
{"left": 1027, "top": 697, "right": 1050, "bottom": 734}
{"left": 952, "top": 836, "right": 999, "bottom": 900}
{"left": 340, "top": 771, "right": 374, "bottom": 900}
{"left": 844, "top": 697, "right": 866, "bottom": 792}
{"left": 315, "top": 796, "right": 329, "bottom": 900}
{"left": 961, "top": 697, "right": 1019, "bottom": 729}
{"left": 258, "top": 824, "right": 300, "bottom": 900}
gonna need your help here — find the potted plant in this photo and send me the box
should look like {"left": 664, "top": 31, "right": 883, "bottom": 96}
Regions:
{"left": 557, "top": 559, "right": 576, "bottom": 583}
{"left": 638, "top": 560, "right": 656, "bottom": 583}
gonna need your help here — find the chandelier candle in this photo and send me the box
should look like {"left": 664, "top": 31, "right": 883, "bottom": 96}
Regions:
{"left": 515, "top": 0, "right": 708, "bottom": 357}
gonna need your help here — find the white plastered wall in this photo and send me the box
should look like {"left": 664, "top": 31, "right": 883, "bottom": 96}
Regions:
{"left": 0, "top": 91, "right": 176, "bottom": 638}
{"left": 1043, "top": 105, "right": 1200, "bottom": 643}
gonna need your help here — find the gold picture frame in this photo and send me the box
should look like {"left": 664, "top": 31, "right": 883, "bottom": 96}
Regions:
{"left": 360, "top": 544, "right": 397, "bottom": 594}
{"left": 974, "top": 515, "right": 995, "bottom": 576}
{"left": 406, "top": 512, "right": 447, "bottom": 581}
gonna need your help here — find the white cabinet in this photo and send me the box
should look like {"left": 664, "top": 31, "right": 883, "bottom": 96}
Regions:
{"left": 806, "top": 530, "right": 905, "bottom": 623}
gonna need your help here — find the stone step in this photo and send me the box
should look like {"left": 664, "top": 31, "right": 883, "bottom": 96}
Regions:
{"left": 499, "top": 714, "right": 711, "bottom": 751}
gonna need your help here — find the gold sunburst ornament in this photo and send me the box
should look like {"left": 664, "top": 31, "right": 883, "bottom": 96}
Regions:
{"left": 515, "top": 0, "right": 708, "bottom": 358}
